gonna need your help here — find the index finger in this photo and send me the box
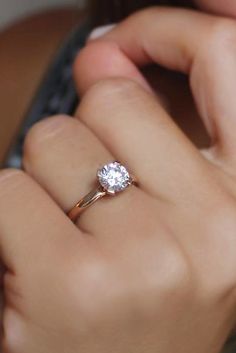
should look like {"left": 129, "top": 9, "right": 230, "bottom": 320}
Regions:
{"left": 74, "top": 7, "right": 236, "bottom": 162}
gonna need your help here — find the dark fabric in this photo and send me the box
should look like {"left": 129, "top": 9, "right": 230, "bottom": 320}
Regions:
{"left": 222, "top": 338, "right": 236, "bottom": 353}
{"left": 88, "top": 0, "right": 195, "bottom": 26}
{"left": 4, "top": 24, "right": 89, "bottom": 168}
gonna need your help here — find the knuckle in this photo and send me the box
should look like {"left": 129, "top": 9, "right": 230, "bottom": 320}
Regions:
{"left": 135, "top": 246, "right": 193, "bottom": 318}
{"left": 67, "top": 257, "right": 114, "bottom": 323}
{"left": 80, "top": 77, "right": 143, "bottom": 114}
{"left": 0, "top": 168, "right": 24, "bottom": 183}
{"left": 59, "top": 228, "right": 197, "bottom": 326}
{"left": 23, "top": 114, "right": 70, "bottom": 162}
{"left": 159, "top": 247, "right": 192, "bottom": 296}
{"left": 0, "top": 168, "right": 27, "bottom": 195}
{"left": 65, "top": 245, "right": 193, "bottom": 326}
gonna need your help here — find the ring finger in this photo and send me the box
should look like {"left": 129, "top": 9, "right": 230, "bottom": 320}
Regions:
{"left": 23, "top": 76, "right": 206, "bottom": 235}
{"left": 23, "top": 115, "right": 150, "bottom": 239}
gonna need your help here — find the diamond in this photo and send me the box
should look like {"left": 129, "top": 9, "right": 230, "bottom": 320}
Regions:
{"left": 97, "top": 162, "right": 131, "bottom": 194}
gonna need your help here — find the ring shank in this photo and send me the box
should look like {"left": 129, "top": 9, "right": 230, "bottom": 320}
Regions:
{"left": 68, "top": 165, "right": 137, "bottom": 223}
{"left": 68, "top": 187, "right": 106, "bottom": 222}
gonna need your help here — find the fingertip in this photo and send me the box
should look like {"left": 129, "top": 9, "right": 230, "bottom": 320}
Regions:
{"left": 73, "top": 41, "right": 119, "bottom": 94}
{"left": 73, "top": 40, "right": 152, "bottom": 95}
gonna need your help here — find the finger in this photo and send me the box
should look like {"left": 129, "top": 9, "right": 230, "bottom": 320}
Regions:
{"left": 23, "top": 115, "right": 148, "bottom": 238}
{"left": 76, "top": 77, "right": 206, "bottom": 201}
{"left": 74, "top": 40, "right": 153, "bottom": 94}
{"left": 0, "top": 169, "right": 81, "bottom": 273}
{"left": 194, "top": 0, "right": 236, "bottom": 18}
{"left": 74, "top": 7, "right": 236, "bottom": 162}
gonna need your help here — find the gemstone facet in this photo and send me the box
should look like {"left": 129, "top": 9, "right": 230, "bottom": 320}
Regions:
{"left": 97, "top": 162, "right": 131, "bottom": 194}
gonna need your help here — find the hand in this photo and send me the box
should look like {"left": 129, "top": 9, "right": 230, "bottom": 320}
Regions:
{"left": 2, "top": 6, "right": 236, "bottom": 353}
{"left": 76, "top": 5, "right": 236, "bottom": 158}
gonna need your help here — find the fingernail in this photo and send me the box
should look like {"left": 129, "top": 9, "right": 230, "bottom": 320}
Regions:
{"left": 88, "top": 24, "right": 116, "bottom": 40}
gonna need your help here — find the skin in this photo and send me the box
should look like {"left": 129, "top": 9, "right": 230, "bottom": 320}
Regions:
{"left": 2, "top": 3, "right": 236, "bottom": 353}
{"left": 195, "top": 0, "right": 236, "bottom": 17}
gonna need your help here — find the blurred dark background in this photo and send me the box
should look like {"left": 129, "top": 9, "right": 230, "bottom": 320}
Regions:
{"left": 89, "top": 0, "right": 194, "bottom": 25}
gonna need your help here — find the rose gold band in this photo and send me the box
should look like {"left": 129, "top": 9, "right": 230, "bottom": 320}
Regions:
{"left": 68, "top": 161, "right": 138, "bottom": 223}
{"left": 68, "top": 186, "right": 106, "bottom": 222}
{"left": 68, "top": 178, "right": 138, "bottom": 222}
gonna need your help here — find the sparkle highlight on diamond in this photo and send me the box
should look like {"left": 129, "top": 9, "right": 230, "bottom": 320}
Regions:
{"left": 97, "top": 162, "right": 131, "bottom": 194}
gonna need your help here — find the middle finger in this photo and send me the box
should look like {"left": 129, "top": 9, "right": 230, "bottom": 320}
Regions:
{"left": 77, "top": 77, "right": 206, "bottom": 201}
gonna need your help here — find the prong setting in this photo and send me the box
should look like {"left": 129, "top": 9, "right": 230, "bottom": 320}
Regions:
{"left": 97, "top": 161, "right": 131, "bottom": 194}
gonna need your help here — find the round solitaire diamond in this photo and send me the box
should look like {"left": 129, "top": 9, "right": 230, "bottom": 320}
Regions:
{"left": 97, "top": 162, "right": 131, "bottom": 194}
